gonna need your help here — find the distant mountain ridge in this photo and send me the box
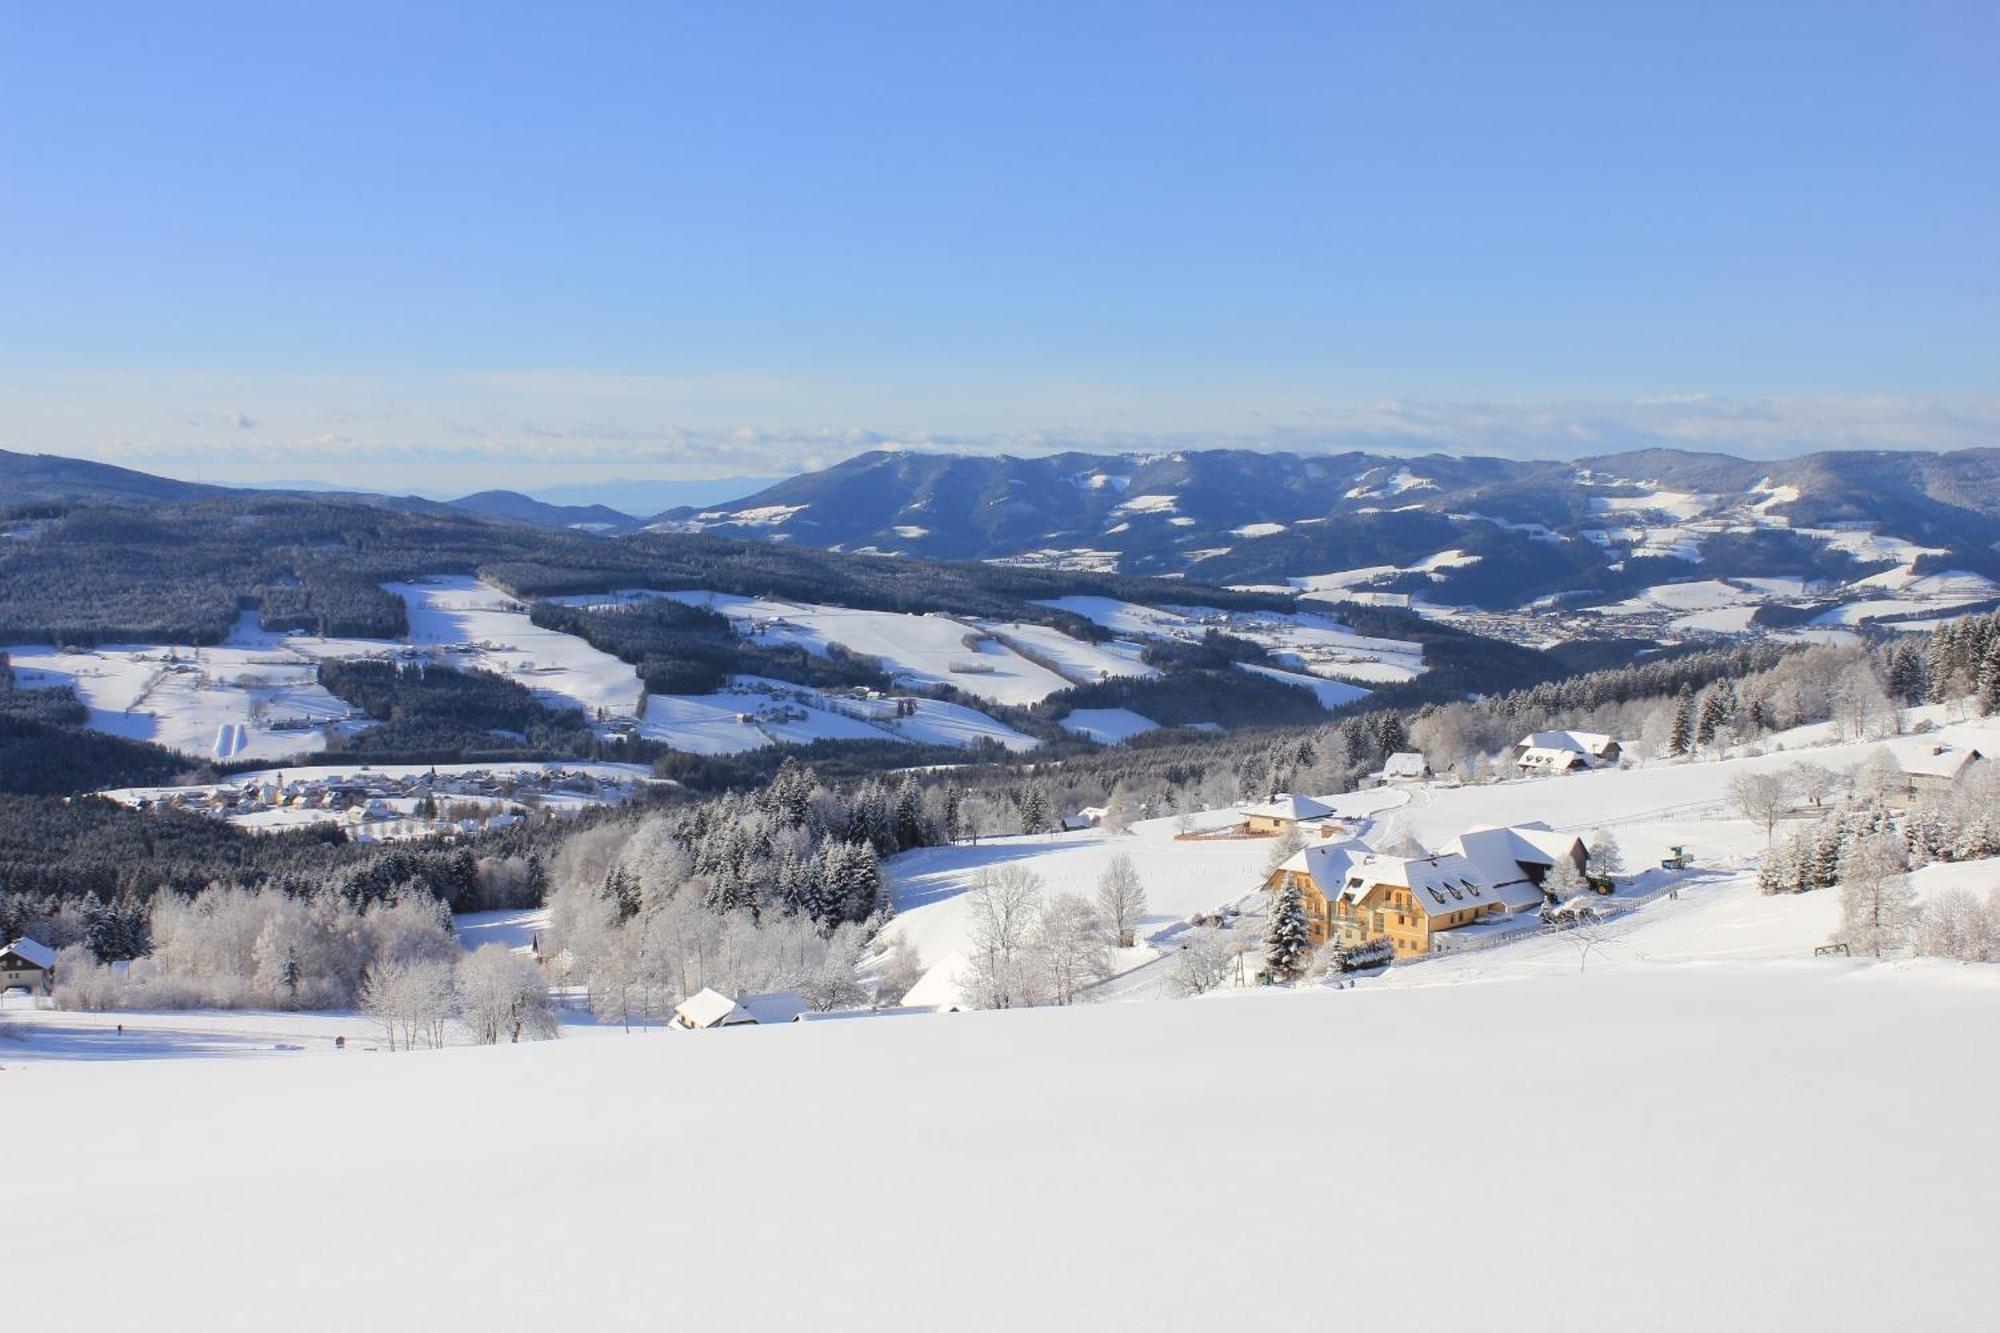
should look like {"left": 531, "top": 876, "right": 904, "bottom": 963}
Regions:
{"left": 648, "top": 446, "right": 2000, "bottom": 615}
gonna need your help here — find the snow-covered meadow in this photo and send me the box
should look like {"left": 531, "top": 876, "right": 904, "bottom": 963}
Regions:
{"left": 6, "top": 959, "right": 1995, "bottom": 1331}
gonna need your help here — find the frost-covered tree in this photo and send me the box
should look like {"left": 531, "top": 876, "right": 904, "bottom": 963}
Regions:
{"left": 1585, "top": 830, "right": 1624, "bottom": 881}
{"left": 1836, "top": 833, "right": 1918, "bottom": 958}
{"left": 1264, "top": 881, "right": 1312, "bottom": 982}
{"left": 1730, "top": 770, "right": 1793, "bottom": 843}
{"left": 1094, "top": 854, "right": 1148, "bottom": 948}
{"left": 1542, "top": 856, "right": 1589, "bottom": 902}
{"left": 361, "top": 957, "right": 455, "bottom": 1052}
{"left": 1032, "top": 893, "right": 1112, "bottom": 1005}
{"left": 872, "top": 933, "right": 928, "bottom": 1006}
{"left": 961, "top": 866, "right": 1045, "bottom": 1008}
{"left": 456, "top": 943, "right": 559, "bottom": 1043}
{"left": 1913, "top": 888, "right": 1998, "bottom": 962}
{"left": 1163, "top": 927, "right": 1238, "bottom": 998}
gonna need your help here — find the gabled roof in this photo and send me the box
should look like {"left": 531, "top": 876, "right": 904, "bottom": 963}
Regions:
{"left": 3, "top": 936, "right": 56, "bottom": 969}
{"left": 1518, "top": 730, "right": 1617, "bottom": 757}
{"left": 1442, "top": 824, "right": 1581, "bottom": 910}
{"left": 674, "top": 987, "right": 755, "bottom": 1028}
{"left": 1335, "top": 852, "right": 1503, "bottom": 919}
{"left": 740, "top": 990, "right": 808, "bottom": 1025}
{"left": 899, "top": 950, "right": 972, "bottom": 1009}
{"left": 1897, "top": 744, "right": 1983, "bottom": 780}
{"left": 1382, "top": 752, "right": 1429, "bottom": 779}
{"left": 1518, "top": 746, "right": 1588, "bottom": 771}
{"left": 1274, "top": 841, "right": 1373, "bottom": 898}
{"left": 1241, "top": 793, "right": 1335, "bottom": 822}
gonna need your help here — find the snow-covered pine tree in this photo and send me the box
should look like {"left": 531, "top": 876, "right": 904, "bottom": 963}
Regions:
{"left": 1887, "top": 643, "right": 1929, "bottom": 706}
{"left": 1018, "top": 784, "right": 1050, "bottom": 835}
{"left": 1668, "top": 686, "right": 1695, "bottom": 757}
{"left": 1265, "top": 881, "right": 1312, "bottom": 983}
{"left": 1695, "top": 686, "right": 1732, "bottom": 751}
{"left": 893, "top": 779, "right": 927, "bottom": 851}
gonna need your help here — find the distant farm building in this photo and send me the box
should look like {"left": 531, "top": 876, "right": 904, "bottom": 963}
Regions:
{"left": 1897, "top": 744, "right": 1983, "bottom": 800}
{"left": 1264, "top": 828, "right": 1572, "bottom": 957}
{"left": 1515, "top": 730, "right": 1622, "bottom": 774}
{"left": 1241, "top": 793, "right": 1336, "bottom": 835}
{"left": 673, "top": 988, "right": 810, "bottom": 1029}
{"left": 1, "top": 936, "right": 56, "bottom": 996}
{"left": 1372, "top": 751, "right": 1431, "bottom": 785}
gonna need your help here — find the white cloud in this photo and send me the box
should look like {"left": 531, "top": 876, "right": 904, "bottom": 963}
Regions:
{"left": 1, "top": 365, "right": 1994, "bottom": 491}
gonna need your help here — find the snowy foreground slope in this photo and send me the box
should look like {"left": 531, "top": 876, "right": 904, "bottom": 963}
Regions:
{"left": 10, "top": 965, "right": 1999, "bottom": 1332}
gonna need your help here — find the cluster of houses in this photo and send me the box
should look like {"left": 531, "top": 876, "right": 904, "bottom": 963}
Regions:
{"left": 123, "top": 766, "right": 638, "bottom": 838}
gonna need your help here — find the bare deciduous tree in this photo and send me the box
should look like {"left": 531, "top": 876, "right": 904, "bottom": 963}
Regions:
{"left": 456, "top": 943, "right": 559, "bottom": 1044}
{"left": 1837, "top": 833, "right": 1918, "bottom": 958}
{"left": 1729, "top": 770, "right": 1793, "bottom": 842}
{"left": 1095, "top": 854, "right": 1148, "bottom": 948}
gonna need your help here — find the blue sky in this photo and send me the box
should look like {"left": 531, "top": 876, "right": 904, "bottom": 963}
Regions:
{"left": 1, "top": 2, "right": 1994, "bottom": 491}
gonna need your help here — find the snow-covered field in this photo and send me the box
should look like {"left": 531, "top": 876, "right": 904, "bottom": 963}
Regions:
{"left": 634, "top": 676, "right": 1037, "bottom": 756}
{"left": 1056, "top": 707, "right": 1160, "bottom": 744}
{"left": 390, "top": 577, "right": 647, "bottom": 718}
{"left": 1039, "top": 595, "right": 1425, "bottom": 684}
{"left": 635, "top": 590, "right": 1078, "bottom": 706}
{"left": 10, "top": 579, "right": 1051, "bottom": 763}
{"left": 4, "top": 637, "right": 368, "bottom": 761}
{"left": 7, "top": 960, "right": 1994, "bottom": 1330}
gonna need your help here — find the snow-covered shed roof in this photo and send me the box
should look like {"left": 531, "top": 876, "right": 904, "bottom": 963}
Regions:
{"left": 1242, "top": 793, "right": 1335, "bottom": 823}
{"left": 3, "top": 936, "right": 56, "bottom": 969}
{"left": 740, "top": 991, "right": 809, "bottom": 1025}
{"left": 1897, "top": 744, "right": 1983, "bottom": 781}
{"left": 674, "top": 987, "right": 755, "bottom": 1029}
{"left": 1518, "top": 730, "right": 1618, "bottom": 757}
{"left": 898, "top": 950, "right": 972, "bottom": 1010}
{"left": 1382, "top": 752, "right": 1430, "bottom": 780}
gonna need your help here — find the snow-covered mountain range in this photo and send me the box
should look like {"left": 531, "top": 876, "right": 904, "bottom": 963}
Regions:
{"left": 650, "top": 446, "right": 2000, "bottom": 626}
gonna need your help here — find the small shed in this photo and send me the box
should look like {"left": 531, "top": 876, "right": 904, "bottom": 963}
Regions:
{"left": 1381, "top": 752, "right": 1431, "bottom": 783}
{"left": 672, "top": 987, "right": 757, "bottom": 1030}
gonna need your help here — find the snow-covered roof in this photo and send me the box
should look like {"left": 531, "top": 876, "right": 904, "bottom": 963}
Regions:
{"left": 1518, "top": 730, "right": 1618, "bottom": 757}
{"left": 1518, "top": 746, "right": 1588, "bottom": 771}
{"left": 1382, "top": 752, "right": 1429, "bottom": 779}
{"left": 1275, "top": 841, "right": 1373, "bottom": 898}
{"left": 1242, "top": 793, "right": 1335, "bottom": 823}
{"left": 1897, "top": 744, "right": 1983, "bottom": 781}
{"left": 1335, "top": 853, "right": 1509, "bottom": 919}
{"left": 674, "top": 987, "right": 755, "bottom": 1029}
{"left": 3, "top": 936, "right": 56, "bottom": 969}
{"left": 792, "top": 1006, "right": 935, "bottom": 1023}
{"left": 740, "top": 991, "right": 808, "bottom": 1025}
{"left": 899, "top": 950, "right": 972, "bottom": 1010}
{"left": 1443, "top": 824, "right": 1581, "bottom": 910}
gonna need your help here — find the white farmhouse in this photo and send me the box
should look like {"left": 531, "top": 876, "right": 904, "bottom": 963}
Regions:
{"left": 1, "top": 937, "right": 56, "bottom": 996}
{"left": 1515, "top": 730, "right": 1621, "bottom": 774}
